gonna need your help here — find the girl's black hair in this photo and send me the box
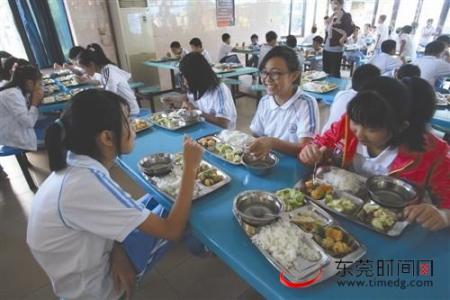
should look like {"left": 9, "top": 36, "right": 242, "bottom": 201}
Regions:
{"left": 259, "top": 46, "right": 300, "bottom": 73}
{"left": 0, "top": 57, "right": 29, "bottom": 81}
{"left": 45, "top": 89, "right": 130, "bottom": 172}
{"left": 0, "top": 51, "right": 12, "bottom": 75}
{"left": 179, "top": 52, "right": 220, "bottom": 99}
{"left": 0, "top": 64, "right": 41, "bottom": 94}
{"left": 347, "top": 77, "right": 411, "bottom": 148}
{"left": 77, "top": 43, "right": 113, "bottom": 67}
{"left": 401, "top": 77, "right": 436, "bottom": 151}
{"left": 68, "top": 46, "right": 84, "bottom": 60}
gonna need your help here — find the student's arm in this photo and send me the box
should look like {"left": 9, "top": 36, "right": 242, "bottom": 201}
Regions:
{"left": 436, "top": 60, "right": 450, "bottom": 77}
{"left": 399, "top": 39, "right": 406, "bottom": 56}
{"left": 201, "top": 113, "right": 230, "bottom": 128}
{"left": 248, "top": 136, "right": 305, "bottom": 159}
{"left": 138, "top": 138, "right": 203, "bottom": 240}
{"left": 110, "top": 242, "right": 136, "bottom": 300}
{"left": 7, "top": 88, "right": 41, "bottom": 128}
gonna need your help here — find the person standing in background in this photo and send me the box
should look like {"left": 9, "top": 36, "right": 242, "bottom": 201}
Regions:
{"left": 258, "top": 31, "right": 278, "bottom": 67}
{"left": 303, "top": 26, "right": 318, "bottom": 44}
{"left": 419, "top": 19, "right": 436, "bottom": 47}
{"left": 375, "top": 15, "right": 389, "bottom": 53}
{"left": 323, "top": 0, "right": 354, "bottom": 77}
{"left": 399, "top": 26, "right": 416, "bottom": 61}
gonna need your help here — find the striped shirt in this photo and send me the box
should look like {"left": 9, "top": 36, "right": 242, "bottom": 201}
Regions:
{"left": 27, "top": 152, "right": 150, "bottom": 300}
{"left": 250, "top": 88, "right": 320, "bottom": 143}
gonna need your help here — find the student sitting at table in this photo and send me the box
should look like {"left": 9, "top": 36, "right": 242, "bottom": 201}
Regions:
{"left": 394, "top": 63, "right": 421, "bottom": 80}
{"left": 176, "top": 52, "right": 237, "bottom": 129}
{"left": 0, "top": 56, "right": 29, "bottom": 87}
{"left": 299, "top": 77, "right": 450, "bottom": 231}
{"left": 322, "top": 64, "right": 380, "bottom": 133}
{"left": 167, "top": 41, "right": 188, "bottom": 59}
{"left": 0, "top": 64, "right": 43, "bottom": 151}
{"left": 53, "top": 46, "right": 84, "bottom": 76}
{"left": 307, "top": 36, "right": 324, "bottom": 71}
{"left": 368, "top": 40, "right": 402, "bottom": 76}
{"left": 436, "top": 35, "right": 450, "bottom": 63}
{"left": 258, "top": 31, "right": 278, "bottom": 67}
{"left": 189, "top": 37, "right": 212, "bottom": 64}
{"left": 414, "top": 41, "right": 450, "bottom": 88}
{"left": 217, "top": 33, "right": 235, "bottom": 63}
{"left": 286, "top": 35, "right": 305, "bottom": 69}
{"left": 78, "top": 43, "right": 140, "bottom": 115}
{"left": 27, "top": 89, "right": 204, "bottom": 300}
{"left": 248, "top": 34, "right": 260, "bottom": 67}
{"left": 303, "top": 25, "right": 318, "bottom": 45}
{"left": 248, "top": 46, "right": 319, "bottom": 159}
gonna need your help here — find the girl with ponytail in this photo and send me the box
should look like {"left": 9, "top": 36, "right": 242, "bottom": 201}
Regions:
{"left": 27, "top": 89, "right": 204, "bottom": 299}
{"left": 0, "top": 64, "right": 43, "bottom": 150}
{"left": 77, "top": 43, "right": 140, "bottom": 115}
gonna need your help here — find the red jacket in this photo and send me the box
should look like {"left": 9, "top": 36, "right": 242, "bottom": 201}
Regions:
{"left": 305, "top": 115, "right": 450, "bottom": 209}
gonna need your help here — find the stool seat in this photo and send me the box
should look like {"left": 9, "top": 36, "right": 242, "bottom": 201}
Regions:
{"left": 138, "top": 86, "right": 160, "bottom": 94}
{"left": 128, "top": 81, "right": 145, "bottom": 90}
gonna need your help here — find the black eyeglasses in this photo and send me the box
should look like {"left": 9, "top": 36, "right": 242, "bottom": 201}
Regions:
{"left": 260, "top": 70, "right": 289, "bottom": 81}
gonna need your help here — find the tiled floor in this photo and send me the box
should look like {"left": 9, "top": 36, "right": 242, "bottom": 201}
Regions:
{"left": 0, "top": 82, "right": 331, "bottom": 299}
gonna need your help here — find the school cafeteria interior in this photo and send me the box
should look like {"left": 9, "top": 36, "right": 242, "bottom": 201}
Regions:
{"left": 0, "top": 0, "right": 449, "bottom": 299}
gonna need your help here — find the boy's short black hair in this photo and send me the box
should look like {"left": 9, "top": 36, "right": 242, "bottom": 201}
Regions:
{"left": 425, "top": 41, "right": 446, "bottom": 56}
{"left": 436, "top": 35, "right": 450, "bottom": 46}
{"left": 311, "top": 26, "right": 317, "bottom": 33}
{"left": 402, "top": 25, "right": 413, "bottom": 34}
{"left": 189, "top": 37, "right": 202, "bottom": 47}
{"left": 251, "top": 34, "right": 258, "bottom": 40}
{"left": 351, "top": 64, "right": 381, "bottom": 91}
{"left": 265, "top": 31, "right": 278, "bottom": 43}
{"left": 381, "top": 40, "right": 396, "bottom": 53}
{"left": 396, "top": 64, "right": 421, "bottom": 79}
{"left": 222, "top": 33, "right": 231, "bottom": 42}
{"left": 170, "top": 41, "right": 181, "bottom": 48}
{"left": 286, "top": 35, "right": 297, "bottom": 48}
{"left": 313, "top": 36, "right": 324, "bottom": 44}
{"left": 68, "top": 46, "right": 84, "bottom": 60}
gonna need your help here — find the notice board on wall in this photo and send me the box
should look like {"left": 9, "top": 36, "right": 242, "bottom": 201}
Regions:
{"left": 216, "top": 0, "right": 235, "bottom": 27}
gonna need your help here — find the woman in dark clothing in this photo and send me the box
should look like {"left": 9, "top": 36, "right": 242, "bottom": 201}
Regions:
{"left": 323, "top": 0, "right": 354, "bottom": 77}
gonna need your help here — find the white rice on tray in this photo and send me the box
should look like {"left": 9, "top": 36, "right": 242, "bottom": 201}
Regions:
{"left": 321, "top": 169, "right": 364, "bottom": 193}
{"left": 251, "top": 220, "right": 320, "bottom": 269}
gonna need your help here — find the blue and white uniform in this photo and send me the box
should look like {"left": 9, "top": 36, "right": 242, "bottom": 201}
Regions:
{"left": 250, "top": 88, "right": 320, "bottom": 143}
{"left": 27, "top": 152, "right": 154, "bottom": 300}
{"left": 187, "top": 82, "right": 237, "bottom": 129}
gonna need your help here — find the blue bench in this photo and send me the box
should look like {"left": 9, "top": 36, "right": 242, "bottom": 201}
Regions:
{"left": 0, "top": 146, "right": 37, "bottom": 191}
{"left": 137, "top": 86, "right": 161, "bottom": 113}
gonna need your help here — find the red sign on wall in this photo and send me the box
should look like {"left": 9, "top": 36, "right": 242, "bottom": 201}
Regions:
{"left": 216, "top": 0, "right": 235, "bottom": 27}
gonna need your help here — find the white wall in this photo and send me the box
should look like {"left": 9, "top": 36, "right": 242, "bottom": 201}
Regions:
{"left": 143, "top": 0, "right": 291, "bottom": 89}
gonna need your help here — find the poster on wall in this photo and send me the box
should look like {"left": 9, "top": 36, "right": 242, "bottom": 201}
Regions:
{"left": 216, "top": 0, "right": 235, "bottom": 27}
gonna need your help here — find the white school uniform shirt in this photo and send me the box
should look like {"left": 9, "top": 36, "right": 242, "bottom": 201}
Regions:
{"left": 399, "top": 33, "right": 415, "bottom": 60}
{"left": 321, "top": 88, "right": 357, "bottom": 134}
{"left": 27, "top": 152, "right": 150, "bottom": 300}
{"left": 217, "top": 43, "right": 233, "bottom": 62}
{"left": 187, "top": 82, "right": 237, "bottom": 129}
{"left": 368, "top": 53, "right": 402, "bottom": 76}
{"left": 0, "top": 79, "right": 8, "bottom": 87}
{"left": 414, "top": 55, "right": 450, "bottom": 87}
{"left": 376, "top": 23, "right": 389, "bottom": 49}
{"left": 250, "top": 88, "right": 319, "bottom": 143}
{"left": 101, "top": 64, "right": 140, "bottom": 115}
{"left": 258, "top": 44, "right": 274, "bottom": 67}
{"left": 303, "top": 34, "right": 315, "bottom": 45}
{"left": 419, "top": 25, "right": 435, "bottom": 46}
{"left": 352, "top": 143, "right": 398, "bottom": 178}
{"left": 0, "top": 87, "right": 38, "bottom": 150}
{"left": 200, "top": 49, "right": 212, "bottom": 64}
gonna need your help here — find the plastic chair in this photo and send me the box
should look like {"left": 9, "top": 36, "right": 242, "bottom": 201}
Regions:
{"left": 0, "top": 146, "right": 37, "bottom": 191}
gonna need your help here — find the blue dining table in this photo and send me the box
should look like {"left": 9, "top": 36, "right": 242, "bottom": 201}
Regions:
{"left": 303, "top": 76, "right": 350, "bottom": 105}
{"left": 431, "top": 109, "right": 450, "bottom": 133}
{"left": 117, "top": 122, "right": 450, "bottom": 299}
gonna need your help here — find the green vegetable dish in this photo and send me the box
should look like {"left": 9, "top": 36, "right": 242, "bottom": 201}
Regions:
{"left": 276, "top": 188, "right": 306, "bottom": 211}
{"left": 324, "top": 195, "right": 358, "bottom": 215}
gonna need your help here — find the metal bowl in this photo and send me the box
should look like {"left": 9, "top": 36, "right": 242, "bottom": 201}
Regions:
{"left": 366, "top": 176, "right": 418, "bottom": 208}
{"left": 233, "top": 190, "right": 284, "bottom": 226}
{"left": 179, "top": 109, "right": 202, "bottom": 122}
{"left": 242, "top": 152, "right": 279, "bottom": 176}
{"left": 139, "top": 153, "right": 173, "bottom": 177}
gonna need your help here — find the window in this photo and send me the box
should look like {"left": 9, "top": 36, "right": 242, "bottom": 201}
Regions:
{"left": 395, "top": 0, "right": 419, "bottom": 31}
{"left": 345, "top": 0, "right": 377, "bottom": 28}
{"left": 375, "top": 0, "right": 395, "bottom": 27}
{"left": 0, "top": 1, "right": 28, "bottom": 60}
{"left": 48, "top": 0, "right": 74, "bottom": 58}
{"left": 290, "top": 0, "right": 305, "bottom": 36}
